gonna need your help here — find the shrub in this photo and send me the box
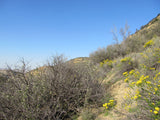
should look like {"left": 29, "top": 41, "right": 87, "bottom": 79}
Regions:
{"left": 140, "top": 48, "right": 160, "bottom": 72}
{"left": 99, "top": 59, "right": 115, "bottom": 73}
{"left": 89, "top": 47, "right": 109, "bottom": 64}
{"left": 81, "top": 108, "right": 97, "bottom": 120}
{"left": 0, "top": 55, "right": 105, "bottom": 120}
{"left": 89, "top": 44, "right": 126, "bottom": 64}
{"left": 118, "top": 56, "right": 138, "bottom": 73}
{"left": 122, "top": 35, "right": 146, "bottom": 53}
{"left": 123, "top": 44, "right": 160, "bottom": 120}
{"left": 123, "top": 69, "right": 160, "bottom": 120}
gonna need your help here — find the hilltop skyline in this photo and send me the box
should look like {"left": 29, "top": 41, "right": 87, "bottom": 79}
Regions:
{"left": 0, "top": 0, "right": 160, "bottom": 68}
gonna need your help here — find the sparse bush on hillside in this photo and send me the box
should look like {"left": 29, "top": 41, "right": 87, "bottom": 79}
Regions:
{"left": 0, "top": 55, "right": 105, "bottom": 120}
{"left": 90, "top": 43, "right": 127, "bottom": 64}
{"left": 140, "top": 37, "right": 160, "bottom": 71}
{"left": 122, "top": 34, "right": 146, "bottom": 53}
{"left": 90, "top": 24, "right": 130, "bottom": 64}
{"left": 90, "top": 15, "right": 160, "bottom": 66}
{"left": 90, "top": 47, "right": 108, "bottom": 64}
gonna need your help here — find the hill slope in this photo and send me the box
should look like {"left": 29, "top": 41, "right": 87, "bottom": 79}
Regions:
{"left": 78, "top": 14, "right": 160, "bottom": 120}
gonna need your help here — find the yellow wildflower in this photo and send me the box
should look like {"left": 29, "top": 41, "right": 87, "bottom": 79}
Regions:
{"left": 144, "top": 40, "right": 154, "bottom": 48}
{"left": 154, "top": 88, "right": 158, "bottom": 92}
{"left": 134, "top": 95, "right": 138, "bottom": 100}
{"left": 103, "top": 103, "right": 108, "bottom": 107}
{"left": 124, "top": 78, "right": 129, "bottom": 82}
{"left": 123, "top": 72, "right": 128, "bottom": 76}
{"left": 136, "top": 80, "right": 142, "bottom": 85}
{"left": 131, "top": 82, "right": 136, "bottom": 85}
{"left": 150, "top": 67, "right": 155, "bottom": 70}
{"left": 129, "top": 70, "right": 135, "bottom": 75}
{"left": 109, "top": 100, "right": 114, "bottom": 102}
{"left": 146, "top": 81, "right": 151, "bottom": 84}
{"left": 138, "top": 95, "right": 141, "bottom": 97}
{"left": 154, "top": 110, "right": 158, "bottom": 114}
{"left": 144, "top": 75, "right": 149, "bottom": 79}
{"left": 155, "top": 107, "right": 160, "bottom": 111}
{"left": 120, "top": 57, "right": 131, "bottom": 62}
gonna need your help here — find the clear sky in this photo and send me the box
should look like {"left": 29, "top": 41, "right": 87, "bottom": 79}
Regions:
{"left": 0, "top": 0, "right": 159, "bottom": 69}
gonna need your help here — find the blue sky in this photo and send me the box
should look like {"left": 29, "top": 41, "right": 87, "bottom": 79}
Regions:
{"left": 0, "top": 0, "right": 159, "bottom": 68}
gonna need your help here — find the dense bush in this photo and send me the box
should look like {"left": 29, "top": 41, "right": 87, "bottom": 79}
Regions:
{"left": 0, "top": 55, "right": 105, "bottom": 120}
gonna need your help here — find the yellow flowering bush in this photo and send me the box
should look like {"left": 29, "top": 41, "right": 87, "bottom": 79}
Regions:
{"left": 140, "top": 47, "right": 160, "bottom": 71}
{"left": 99, "top": 59, "right": 116, "bottom": 73}
{"left": 123, "top": 69, "right": 160, "bottom": 119}
{"left": 144, "top": 39, "right": 154, "bottom": 48}
{"left": 119, "top": 57, "right": 138, "bottom": 73}
{"left": 103, "top": 99, "right": 115, "bottom": 110}
{"left": 121, "top": 37, "right": 160, "bottom": 119}
{"left": 120, "top": 57, "right": 132, "bottom": 63}
{"left": 100, "top": 59, "right": 114, "bottom": 68}
{"left": 123, "top": 71, "right": 128, "bottom": 77}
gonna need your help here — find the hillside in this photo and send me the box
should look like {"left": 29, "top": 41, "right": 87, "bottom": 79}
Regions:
{"left": 78, "top": 14, "right": 160, "bottom": 120}
{"left": 128, "top": 14, "right": 160, "bottom": 41}
{"left": 68, "top": 57, "right": 90, "bottom": 64}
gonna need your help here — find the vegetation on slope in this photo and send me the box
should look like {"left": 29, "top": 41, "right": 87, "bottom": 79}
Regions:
{"left": 86, "top": 14, "right": 160, "bottom": 120}
{"left": 0, "top": 14, "right": 160, "bottom": 120}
